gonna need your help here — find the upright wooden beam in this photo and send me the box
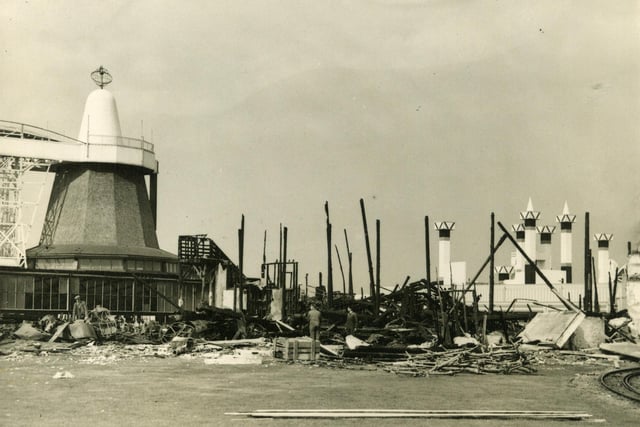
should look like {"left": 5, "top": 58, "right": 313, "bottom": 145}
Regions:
{"left": 375, "top": 219, "right": 381, "bottom": 313}
{"left": 584, "top": 212, "right": 591, "bottom": 312}
{"left": 238, "top": 214, "right": 245, "bottom": 312}
{"left": 335, "top": 245, "right": 346, "bottom": 294}
{"left": 325, "top": 202, "right": 333, "bottom": 307}
{"left": 282, "top": 226, "right": 288, "bottom": 318}
{"left": 344, "top": 229, "right": 354, "bottom": 298}
{"left": 360, "top": 198, "right": 376, "bottom": 300}
{"left": 489, "top": 212, "right": 495, "bottom": 313}
{"left": 425, "top": 215, "right": 431, "bottom": 284}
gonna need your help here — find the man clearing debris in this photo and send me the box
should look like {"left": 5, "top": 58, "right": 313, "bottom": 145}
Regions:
{"left": 232, "top": 311, "right": 247, "bottom": 340}
{"left": 307, "top": 304, "right": 321, "bottom": 341}
{"left": 72, "top": 295, "right": 88, "bottom": 321}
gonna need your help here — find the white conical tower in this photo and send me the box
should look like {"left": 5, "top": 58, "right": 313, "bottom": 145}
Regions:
{"left": 77, "top": 88, "right": 123, "bottom": 143}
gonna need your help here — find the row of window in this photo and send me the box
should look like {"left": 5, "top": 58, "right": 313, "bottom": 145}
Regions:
{"left": 0, "top": 274, "right": 201, "bottom": 313}
{"left": 34, "top": 258, "right": 179, "bottom": 274}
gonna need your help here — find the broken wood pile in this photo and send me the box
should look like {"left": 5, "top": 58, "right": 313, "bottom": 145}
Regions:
{"left": 381, "top": 345, "right": 535, "bottom": 377}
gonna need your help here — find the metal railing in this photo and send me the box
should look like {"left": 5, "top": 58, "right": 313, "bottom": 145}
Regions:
{"left": 0, "top": 120, "right": 84, "bottom": 145}
{"left": 0, "top": 120, "right": 155, "bottom": 153}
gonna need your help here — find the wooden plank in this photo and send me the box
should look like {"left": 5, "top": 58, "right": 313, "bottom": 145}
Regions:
{"left": 229, "top": 410, "right": 592, "bottom": 420}
{"left": 48, "top": 322, "right": 69, "bottom": 343}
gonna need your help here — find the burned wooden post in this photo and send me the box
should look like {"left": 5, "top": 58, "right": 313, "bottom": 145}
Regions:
{"left": 375, "top": 219, "right": 381, "bottom": 313}
{"left": 489, "top": 212, "right": 495, "bottom": 313}
{"left": 325, "top": 201, "right": 333, "bottom": 307}
{"left": 591, "top": 252, "right": 599, "bottom": 312}
{"left": 344, "top": 229, "right": 354, "bottom": 298}
{"left": 237, "top": 214, "right": 245, "bottom": 312}
{"left": 282, "top": 226, "right": 288, "bottom": 318}
{"left": 584, "top": 212, "right": 591, "bottom": 312}
{"left": 360, "top": 198, "right": 376, "bottom": 301}
{"left": 335, "top": 245, "right": 346, "bottom": 295}
{"left": 425, "top": 215, "right": 431, "bottom": 284}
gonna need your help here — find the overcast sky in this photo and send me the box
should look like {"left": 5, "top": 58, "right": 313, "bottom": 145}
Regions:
{"left": 1, "top": 1, "right": 639, "bottom": 292}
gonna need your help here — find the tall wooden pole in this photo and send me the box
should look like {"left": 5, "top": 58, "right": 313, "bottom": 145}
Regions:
{"left": 584, "top": 212, "right": 591, "bottom": 312}
{"left": 425, "top": 215, "right": 431, "bottom": 284}
{"left": 282, "top": 226, "right": 288, "bottom": 318}
{"left": 489, "top": 212, "right": 495, "bottom": 313}
{"left": 360, "top": 198, "right": 376, "bottom": 299}
{"left": 335, "top": 245, "right": 347, "bottom": 294}
{"left": 375, "top": 219, "right": 381, "bottom": 313}
{"left": 325, "top": 202, "right": 333, "bottom": 307}
{"left": 262, "top": 230, "right": 267, "bottom": 279}
{"left": 238, "top": 214, "right": 245, "bottom": 312}
{"left": 344, "top": 229, "right": 354, "bottom": 298}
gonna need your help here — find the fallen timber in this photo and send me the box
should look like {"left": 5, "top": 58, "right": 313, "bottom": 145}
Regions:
{"left": 227, "top": 409, "right": 593, "bottom": 420}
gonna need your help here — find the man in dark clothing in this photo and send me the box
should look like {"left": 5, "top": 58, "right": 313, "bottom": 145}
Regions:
{"left": 72, "top": 295, "right": 88, "bottom": 321}
{"left": 345, "top": 307, "right": 358, "bottom": 336}
{"left": 307, "top": 304, "right": 321, "bottom": 341}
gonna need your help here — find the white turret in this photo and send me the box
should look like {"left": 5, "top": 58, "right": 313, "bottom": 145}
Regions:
{"left": 434, "top": 221, "right": 455, "bottom": 286}
{"left": 555, "top": 201, "right": 577, "bottom": 283}
{"left": 519, "top": 198, "right": 540, "bottom": 284}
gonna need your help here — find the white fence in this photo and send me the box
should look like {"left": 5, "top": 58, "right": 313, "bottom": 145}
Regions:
{"left": 467, "top": 282, "right": 623, "bottom": 313}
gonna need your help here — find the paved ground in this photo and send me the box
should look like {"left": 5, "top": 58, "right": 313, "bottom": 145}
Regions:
{"left": 1, "top": 349, "right": 639, "bottom": 426}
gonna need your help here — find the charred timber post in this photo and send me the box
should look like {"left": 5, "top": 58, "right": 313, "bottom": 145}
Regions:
{"left": 497, "top": 221, "right": 581, "bottom": 312}
{"left": 375, "top": 219, "right": 381, "bottom": 313}
{"left": 584, "top": 212, "right": 591, "bottom": 312}
{"left": 335, "top": 245, "right": 346, "bottom": 294}
{"left": 325, "top": 201, "right": 333, "bottom": 307}
{"left": 344, "top": 229, "right": 354, "bottom": 298}
{"left": 238, "top": 215, "right": 245, "bottom": 312}
{"left": 425, "top": 215, "right": 431, "bottom": 284}
{"left": 489, "top": 212, "right": 495, "bottom": 313}
{"left": 282, "top": 226, "right": 288, "bottom": 318}
{"left": 591, "top": 252, "right": 599, "bottom": 312}
{"left": 360, "top": 198, "right": 376, "bottom": 300}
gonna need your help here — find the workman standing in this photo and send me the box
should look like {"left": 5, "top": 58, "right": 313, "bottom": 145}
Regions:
{"left": 307, "top": 304, "right": 321, "bottom": 341}
{"left": 345, "top": 307, "right": 358, "bottom": 336}
{"left": 232, "top": 311, "right": 247, "bottom": 340}
{"left": 72, "top": 295, "right": 88, "bottom": 321}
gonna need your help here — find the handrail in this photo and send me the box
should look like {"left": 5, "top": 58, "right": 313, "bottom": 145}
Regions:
{"left": 0, "top": 120, "right": 85, "bottom": 145}
{"left": 0, "top": 120, "right": 155, "bottom": 153}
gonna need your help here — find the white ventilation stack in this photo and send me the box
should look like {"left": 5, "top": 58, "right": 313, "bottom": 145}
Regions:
{"left": 434, "top": 221, "right": 455, "bottom": 286}
{"left": 519, "top": 198, "right": 540, "bottom": 284}
{"left": 594, "top": 233, "right": 614, "bottom": 284}
{"left": 511, "top": 224, "right": 525, "bottom": 273}
{"left": 555, "top": 201, "right": 576, "bottom": 283}
{"left": 536, "top": 225, "right": 556, "bottom": 270}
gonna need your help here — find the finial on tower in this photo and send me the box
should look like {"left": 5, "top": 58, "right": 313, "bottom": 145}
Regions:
{"left": 90, "top": 66, "right": 113, "bottom": 89}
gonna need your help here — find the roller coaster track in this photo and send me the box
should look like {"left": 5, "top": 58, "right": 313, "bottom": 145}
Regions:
{"left": 600, "top": 367, "right": 640, "bottom": 403}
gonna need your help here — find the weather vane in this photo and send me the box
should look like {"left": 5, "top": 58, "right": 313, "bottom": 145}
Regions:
{"left": 90, "top": 66, "right": 113, "bottom": 89}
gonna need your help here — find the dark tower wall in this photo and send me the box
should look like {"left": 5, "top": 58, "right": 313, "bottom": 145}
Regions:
{"left": 40, "top": 163, "right": 159, "bottom": 250}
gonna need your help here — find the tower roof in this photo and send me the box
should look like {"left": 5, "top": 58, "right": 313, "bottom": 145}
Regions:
{"left": 77, "top": 89, "right": 123, "bottom": 143}
{"left": 520, "top": 197, "right": 540, "bottom": 220}
{"left": 556, "top": 201, "right": 577, "bottom": 223}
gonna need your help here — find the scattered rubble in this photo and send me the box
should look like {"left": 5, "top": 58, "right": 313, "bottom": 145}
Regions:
{"left": 2, "top": 279, "right": 640, "bottom": 374}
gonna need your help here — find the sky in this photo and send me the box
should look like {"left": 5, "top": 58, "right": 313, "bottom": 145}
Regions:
{"left": 1, "top": 1, "right": 639, "bottom": 294}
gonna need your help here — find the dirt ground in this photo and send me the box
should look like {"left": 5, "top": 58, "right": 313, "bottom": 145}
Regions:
{"left": 1, "top": 349, "right": 639, "bottom": 427}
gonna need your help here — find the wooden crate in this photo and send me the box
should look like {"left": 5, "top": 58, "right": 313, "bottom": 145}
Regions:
{"left": 274, "top": 337, "right": 321, "bottom": 361}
